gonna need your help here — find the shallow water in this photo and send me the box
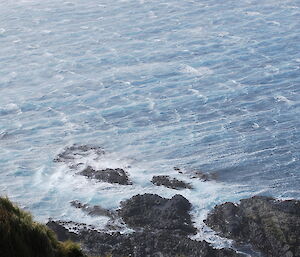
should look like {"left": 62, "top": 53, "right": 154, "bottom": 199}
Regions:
{"left": 0, "top": 0, "right": 300, "bottom": 247}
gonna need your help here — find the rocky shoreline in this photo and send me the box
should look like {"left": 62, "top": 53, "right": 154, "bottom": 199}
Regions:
{"left": 46, "top": 145, "right": 300, "bottom": 257}
{"left": 47, "top": 193, "right": 243, "bottom": 257}
{"left": 47, "top": 194, "right": 300, "bottom": 257}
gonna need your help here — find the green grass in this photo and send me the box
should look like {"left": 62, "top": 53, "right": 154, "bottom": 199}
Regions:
{"left": 0, "top": 196, "right": 87, "bottom": 257}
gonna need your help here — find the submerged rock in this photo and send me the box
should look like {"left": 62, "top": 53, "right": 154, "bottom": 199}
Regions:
{"left": 173, "top": 167, "right": 217, "bottom": 181}
{"left": 183, "top": 170, "right": 218, "bottom": 182}
{"left": 151, "top": 175, "right": 193, "bottom": 189}
{"left": 54, "top": 144, "right": 105, "bottom": 169}
{"left": 118, "top": 193, "right": 197, "bottom": 235}
{"left": 70, "top": 200, "right": 116, "bottom": 218}
{"left": 79, "top": 166, "right": 131, "bottom": 185}
{"left": 54, "top": 144, "right": 105, "bottom": 162}
{"left": 205, "top": 196, "right": 300, "bottom": 257}
{"left": 190, "top": 170, "right": 218, "bottom": 181}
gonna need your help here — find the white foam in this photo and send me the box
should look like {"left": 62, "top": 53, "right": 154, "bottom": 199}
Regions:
{"left": 41, "top": 30, "right": 52, "bottom": 34}
{"left": 148, "top": 11, "right": 157, "bottom": 19}
{"left": 268, "top": 21, "right": 280, "bottom": 26}
{"left": 5, "top": 103, "right": 19, "bottom": 111}
{"left": 185, "top": 27, "right": 204, "bottom": 35}
{"left": 245, "top": 11, "right": 261, "bottom": 16}
{"left": 188, "top": 89, "right": 208, "bottom": 102}
{"left": 1, "top": 103, "right": 22, "bottom": 114}
{"left": 252, "top": 122, "right": 260, "bottom": 129}
{"left": 274, "top": 95, "right": 292, "bottom": 104}
{"left": 218, "top": 31, "right": 229, "bottom": 37}
{"left": 146, "top": 97, "right": 156, "bottom": 110}
{"left": 181, "top": 65, "right": 213, "bottom": 77}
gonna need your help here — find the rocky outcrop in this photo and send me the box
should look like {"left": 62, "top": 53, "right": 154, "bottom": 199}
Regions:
{"left": 118, "top": 193, "right": 196, "bottom": 235}
{"left": 79, "top": 166, "right": 131, "bottom": 185}
{"left": 48, "top": 194, "right": 244, "bottom": 257}
{"left": 48, "top": 222, "right": 243, "bottom": 257}
{"left": 205, "top": 196, "right": 300, "bottom": 257}
{"left": 151, "top": 175, "right": 193, "bottom": 189}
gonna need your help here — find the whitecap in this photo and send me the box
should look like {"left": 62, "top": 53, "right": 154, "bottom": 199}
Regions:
{"left": 188, "top": 89, "right": 208, "bottom": 102}
{"left": 218, "top": 31, "right": 229, "bottom": 37}
{"left": 2, "top": 103, "right": 21, "bottom": 113}
{"left": 252, "top": 123, "right": 260, "bottom": 129}
{"left": 146, "top": 98, "right": 155, "bottom": 110}
{"left": 269, "top": 21, "right": 280, "bottom": 26}
{"left": 245, "top": 11, "right": 261, "bottom": 16}
{"left": 181, "top": 65, "right": 213, "bottom": 77}
{"left": 274, "top": 95, "right": 292, "bottom": 104}
{"left": 41, "top": 30, "right": 52, "bottom": 34}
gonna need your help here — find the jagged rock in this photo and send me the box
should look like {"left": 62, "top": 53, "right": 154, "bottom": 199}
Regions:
{"left": 47, "top": 194, "right": 248, "bottom": 256}
{"left": 118, "top": 193, "right": 197, "bottom": 235}
{"left": 48, "top": 222, "right": 243, "bottom": 257}
{"left": 151, "top": 175, "right": 193, "bottom": 189}
{"left": 205, "top": 196, "right": 300, "bottom": 257}
{"left": 79, "top": 166, "right": 131, "bottom": 185}
{"left": 70, "top": 200, "right": 116, "bottom": 218}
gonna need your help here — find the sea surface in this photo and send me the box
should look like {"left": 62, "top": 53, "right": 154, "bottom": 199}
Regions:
{"left": 0, "top": 0, "right": 300, "bottom": 247}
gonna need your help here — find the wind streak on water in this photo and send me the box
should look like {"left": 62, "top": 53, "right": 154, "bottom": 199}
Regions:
{"left": 0, "top": 0, "right": 300, "bottom": 245}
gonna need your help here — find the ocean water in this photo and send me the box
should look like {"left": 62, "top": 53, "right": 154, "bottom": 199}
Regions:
{"left": 0, "top": 0, "right": 300, "bottom": 247}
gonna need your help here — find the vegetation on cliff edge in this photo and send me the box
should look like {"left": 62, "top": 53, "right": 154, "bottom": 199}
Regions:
{"left": 0, "top": 196, "right": 86, "bottom": 257}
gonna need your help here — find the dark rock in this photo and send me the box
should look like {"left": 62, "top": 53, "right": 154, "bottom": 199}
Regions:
{"left": 151, "top": 175, "right": 193, "bottom": 189}
{"left": 48, "top": 221, "right": 243, "bottom": 257}
{"left": 54, "top": 144, "right": 105, "bottom": 162}
{"left": 173, "top": 166, "right": 183, "bottom": 174}
{"left": 205, "top": 196, "right": 300, "bottom": 257}
{"left": 70, "top": 200, "right": 116, "bottom": 218}
{"left": 118, "top": 193, "right": 197, "bottom": 235}
{"left": 79, "top": 166, "right": 131, "bottom": 185}
{"left": 47, "top": 193, "right": 246, "bottom": 257}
